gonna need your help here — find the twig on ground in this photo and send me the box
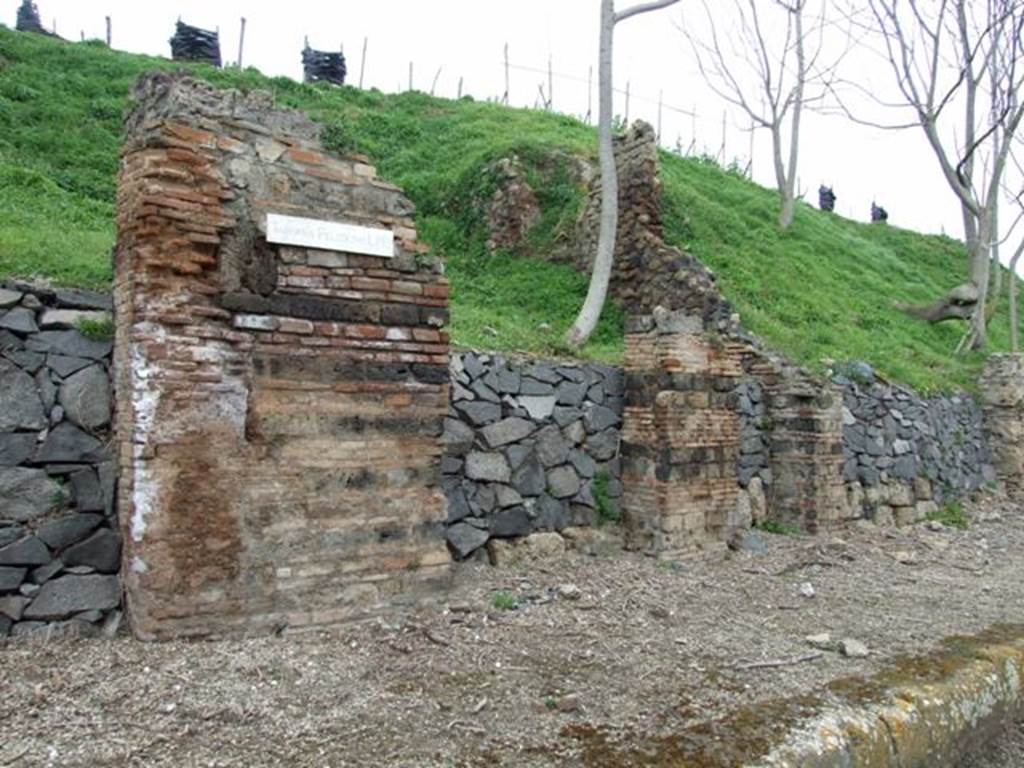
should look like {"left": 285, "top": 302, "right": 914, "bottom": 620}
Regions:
{"left": 447, "top": 719, "right": 486, "bottom": 734}
{"left": 734, "top": 652, "right": 824, "bottom": 671}
{"left": 775, "top": 560, "right": 839, "bottom": 576}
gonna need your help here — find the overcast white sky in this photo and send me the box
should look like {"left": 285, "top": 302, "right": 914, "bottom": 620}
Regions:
{"left": 5, "top": 0, "right": 1019, "bottom": 250}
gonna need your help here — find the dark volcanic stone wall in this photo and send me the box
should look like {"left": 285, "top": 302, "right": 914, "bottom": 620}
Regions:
{"left": 442, "top": 351, "right": 623, "bottom": 560}
{"left": 838, "top": 370, "right": 992, "bottom": 524}
{"left": 0, "top": 283, "right": 120, "bottom": 640}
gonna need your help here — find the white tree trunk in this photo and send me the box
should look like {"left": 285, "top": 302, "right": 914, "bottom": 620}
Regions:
{"left": 566, "top": 0, "right": 618, "bottom": 349}
{"left": 778, "top": 1, "right": 805, "bottom": 230}
{"left": 965, "top": 211, "right": 993, "bottom": 350}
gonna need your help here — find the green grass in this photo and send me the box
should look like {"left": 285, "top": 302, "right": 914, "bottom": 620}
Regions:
{"left": 593, "top": 470, "right": 620, "bottom": 525}
{"left": 491, "top": 591, "right": 517, "bottom": 611}
{"left": 925, "top": 501, "right": 970, "bottom": 530}
{"left": 756, "top": 520, "right": 801, "bottom": 536}
{"left": 75, "top": 315, "right": 114, "bottom": 341}
{"left": 0, "top": 26, "right": 1019, "bottom": 388}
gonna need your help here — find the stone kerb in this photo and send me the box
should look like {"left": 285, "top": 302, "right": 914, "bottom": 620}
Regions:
{"left": 114, "top": 73, "right": 451, "bottom": 639}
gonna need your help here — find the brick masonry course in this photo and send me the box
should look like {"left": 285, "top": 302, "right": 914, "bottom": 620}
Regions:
{"left": 113, "top": 73, "right": 451, "bottom": 639}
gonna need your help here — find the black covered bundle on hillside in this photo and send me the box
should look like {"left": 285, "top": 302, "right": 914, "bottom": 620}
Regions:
{"left": 302, "top": 45, "right": 347, "bottom": 86}
{"left": 871, "top": 201, "right": 889, "bottom": 223}
{"left": 819, "top": 185, "right": 836, "bottom": 212}
{"left": 169, "top": 21, "right": 222, "bottom": 68}
{"left": 15, "top": 0, "right": 55, "bottom": 36}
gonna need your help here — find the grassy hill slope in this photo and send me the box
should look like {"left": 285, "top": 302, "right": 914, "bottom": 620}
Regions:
{"left": 0, "top": 26, "right": 1016, "bottom": 391}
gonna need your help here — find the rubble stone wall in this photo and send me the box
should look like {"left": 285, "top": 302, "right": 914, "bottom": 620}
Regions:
{"left": 113, "top": 73, "right": 451, "bottom": 640}
{"left": 441, "top": 351, "right": 623, "bottom": 561}
{"left": 840, "top": 373, "right": 992, "bottom": 525}
{"left": 0, "top": 283, "right": 119, "bottom": 639}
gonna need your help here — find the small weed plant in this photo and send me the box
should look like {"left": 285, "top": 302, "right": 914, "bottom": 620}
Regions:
{"left": 593, "top": 471, "right": 620, "bottom": 526}
{"left": 756, "top": 520, "right": 800, "bottom": 536}
{"left": 925, "top": 501, "right": 970, "bottom": 530}
{"left": 492, "top": 591, "right": 517, "bottom": 611}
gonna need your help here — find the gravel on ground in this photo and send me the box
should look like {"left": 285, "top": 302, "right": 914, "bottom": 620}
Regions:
{"left": 2, "top": 492, "right": 1023, "bottom": 767}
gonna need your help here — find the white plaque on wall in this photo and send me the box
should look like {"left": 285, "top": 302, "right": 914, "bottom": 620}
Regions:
{"left": 266, "top": 213, "right": 394, "bottom": 257}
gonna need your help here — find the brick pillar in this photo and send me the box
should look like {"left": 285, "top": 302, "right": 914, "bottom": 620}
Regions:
{"left": 764, "top": 374, "right": 848, "bottom": 532}
{"left": 980, "top": 354, "right": 1024, "bottom": 495}
{"left": 114, "top": 73, "right": 451, "bottom": 639}
{"left": 621, "top": 314, "right": 745, "bottom": 557}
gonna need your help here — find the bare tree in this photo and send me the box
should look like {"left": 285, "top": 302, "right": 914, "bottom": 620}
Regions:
{"left": 678, "top": 0, "right": 841, "bottom": 229}
{"left": 842, "top": 0, "right": 1024, "bottom": 351}
{"left": 1004, "top": 149, "right": 1024, "bottom": 353}
{"left": 566, "top": 0, "right": 681, "bottom": 349}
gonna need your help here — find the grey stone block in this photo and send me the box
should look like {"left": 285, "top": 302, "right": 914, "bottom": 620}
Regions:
{"left": 454, "top": 401, "right": 501, "bottom": 427}
{"left": 36, "top": 513, "right": 104, "bottom": 551}
{"left": 59, "top": 365, "right": 111, "bottom": 430}
{"left": 534, "top": 495, "right": 568, "bottom": 531}
{"left": 511, "top": 453, "right": 546, "bottom": 496}
{"left": 547, "top": 466, "right": 581, "bottom": 499}
{"left": 0, "top": 432, "right": 36, "bottom": 466}
{"left": 490, "top": 506, "right": 532, "bottom": 538}
{"left": 63, "top": 529, "right": 121, "bottom": 574}
{"left": 70, "top": 469, "right": 104, "bottom": 512}
{"left": 517, "top": 395, "right": 557, "bottom": 420}
{"left": 585, "top": 429, "right": 619, "bottom": 461}
{"left": 465, "top": 452, "right": 511, "bottom": 483}
{"left": 27, "top": 330, "right": 112, "bottom": 361}
{"left": 34, "top": 422, "right": 109, "bottom": 464}
{"left": 441, "top": 418, "right": 475, "bottom": 456}
{"left": 445, "top": 487, "right": 472, "bottom": 524}
{"left": 556, "top": 381, "right": 587, "bottom": 407}
{"left": 0, "top": 566, "right": 26, "bottom": 592}
{"left": 0, "top": 360, "right": 45, "bottom": 431}
{"left": 46, "top": 354, "right": 92, "bottom": 378}
{"left": 22, "top": 574, "right": 121, "bottom": 620}
{"left": 445, "top": 522, "right": 489, "bottom": 559}
{"left": 481, "top": 417, "right": 535, "bottom": 448}
{"left": 0, "top": 307, "right": 38, "bottom": 335}
{"left": 0, "top": 467, "right": 62, "bottom": 522}
{"left": 0, "top": 536, "right": 51, "bottom": 566}
{"left": 535, "top": 425, "right": 570, "bottom": 467}
{"left": 583, "top": 405, "right": 619, "bottom": 433}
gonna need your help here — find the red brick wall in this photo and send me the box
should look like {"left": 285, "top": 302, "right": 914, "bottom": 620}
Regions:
{"left": 114, "top": 73, "right": 450, "bottom": 639}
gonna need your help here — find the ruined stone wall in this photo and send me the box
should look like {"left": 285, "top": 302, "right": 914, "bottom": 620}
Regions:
{"left": 840, "top": 371, "right": 991, "bottom": 525}
{"left": 555, "top": 122, "right": 737, "bottom": 331}
{"left": 980, "top": 355, "right": 1024, "bottom": 495}
{"left": 0, "top": 283, "right": 119, "bottom": 639}
{"left": 114, "top": 73, "right": 451, "bottom": 639}
{"left": 442, "top": 351, "right": 622, "bottom": 561}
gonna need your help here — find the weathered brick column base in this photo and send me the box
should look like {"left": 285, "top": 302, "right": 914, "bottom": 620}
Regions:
{"left": 621, "top": 316, "right": 746, "bottom": 556}
{"left": 763, "top": 374, "right": 848, "bottom": 532}
{"left": 114, "top": 74, "right": 451, "bottom": 639}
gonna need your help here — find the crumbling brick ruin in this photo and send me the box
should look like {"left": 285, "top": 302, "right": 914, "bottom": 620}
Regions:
{"left": 113, "top": 73, "right": 451, "bottom": 639}
{"left": 563, "top": 121, "right": 852, "bottom": 550}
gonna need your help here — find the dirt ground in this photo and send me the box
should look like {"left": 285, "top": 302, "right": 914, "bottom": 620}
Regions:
{"left": 963, "top": 719, "right": 1024, "bottom": 768}
{"left": 2, "top": 492, "right": 1023, "bottom": 768}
